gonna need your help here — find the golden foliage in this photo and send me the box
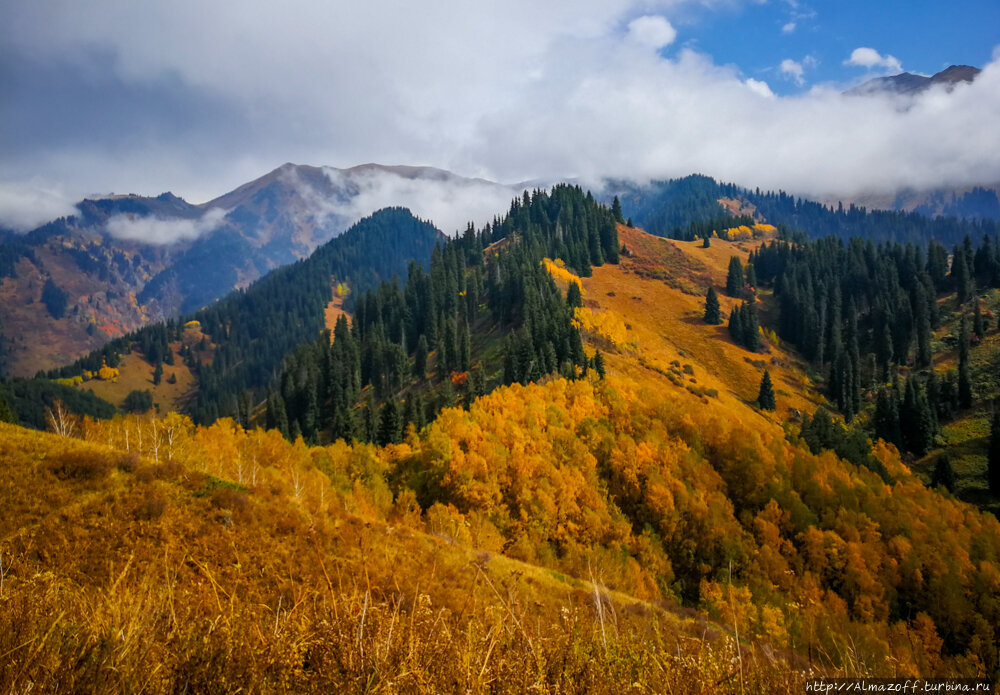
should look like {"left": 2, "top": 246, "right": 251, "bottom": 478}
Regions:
{"left": 573, "top": 307, "right": 636, "bottom": 350}
{"left": 543, "top": 257, "right": 584, "bottom": 293}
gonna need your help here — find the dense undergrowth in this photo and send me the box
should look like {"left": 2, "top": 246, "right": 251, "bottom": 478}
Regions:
{"left": 2, "top": 365, "right": 998, "bottom": 690}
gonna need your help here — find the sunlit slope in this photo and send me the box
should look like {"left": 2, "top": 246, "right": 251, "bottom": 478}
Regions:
{"left": 0, "top": 420, "right": 804, "bottom": 693}
{"left": 575, "top": 224, "right": 821, "bottom": 419}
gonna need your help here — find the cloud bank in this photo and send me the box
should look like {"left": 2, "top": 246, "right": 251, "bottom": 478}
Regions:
{"left": 1, "top": 1, "right": 998, "bottom": 231}
{"left": 105, "top": 208, "right": 227, "bottom": 245}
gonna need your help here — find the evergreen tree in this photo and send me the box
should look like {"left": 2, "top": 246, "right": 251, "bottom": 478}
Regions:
{"left": 593, "top": 350, "right": 606, "bottom": 379}
{"left": 566, "top": 281, "right": 583, "bottom": 309}
{"left": 0, "top": 390, "right": 17, "bottom": 424}
{"left": 900, "top": 377, "right": 935, "bottom": 455}
{"left": 702, "top": 236, "right": 710, "bottom": 248}
{"left": 704, "top": 286, "right": 722, "bottom": 325}
{"left": 413, "top": 334, "right": 428, "bottom": 378}
{"left": 872, "top": 385, "right": 902, "bottom": 449}
{"left": 725, "top": 256, "right": 744, "bottom": 297}
{"left": 378, "top": 398, "right": 403, "bottom": 445}
{"left": 152, "top": 362, "right": 163, "bottom": 386}
{"left": 990, "top": 408, "right": 1000, "bottom": 496}
{"left": 931, "top": 454, "right": 956, "bottom": 493}
{"left": 974, "top": 298, "right": 985, "bottom": 340}
{"left": 756, "top": 370, "right": 776, "bottom": 410}
{"left": 958, "top": 316, "right": 973, "bottom": 409}
{"left": 611, "top": 196, "right": 624, "bottom": 224}
{"left": 265, "top": 391, "right": 290, "bottom": 439}
{"left": 951, "top": 246, "right": 972, "bottom": 305}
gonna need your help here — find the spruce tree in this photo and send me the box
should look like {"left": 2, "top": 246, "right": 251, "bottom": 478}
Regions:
{"left": 611, "top": 196, "right": 624, "bottom": 224}
{"left": 378, "top": 398, "right": 402, "bottom": 446}
{"left": 704, "top": 286, "right": 722, "bottom": 325}
{"left": 757, "top": 370, "right": 776, "bottom": 410}
{"left": 973, "top": 299, "right": 985, "bottom": 340}
{"left": 0, "top": 391, "right": 17, "bottom": 424}
{"left": 872, "top": 385, "right": 901, "bottom": 449}
{"left": 958, "top": 315, "right": 973, "bottom": 409}
{"left": 566, "top": 281, "right": 583, "bottom": 309}
{"left": 702, "top": 236, "right": 710, "bottom": 248}
{"left": 726, "top": 256, "right": 744, "bottom": 297}
{"left": 413, "top": 334, "right": 428, "bottom": 378}
{"left": 952, "top": 247, "right": 972, "bottom": 305}
{"left": 152, "top": 362, "right": 163, "bottom": 386}
{"left": 931, "top": 454, "right": 956, "bottom": 493}
{"left": 593, "top": 350, "right": 606, "bottom": 379}
{"left": 900, "top": 377, "right": 935, "bottom": 455}
{"left": 990, "top": 408, "right": 1000, "bottom": 496}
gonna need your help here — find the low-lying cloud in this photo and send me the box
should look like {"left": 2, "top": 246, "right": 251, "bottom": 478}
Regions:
{"left": 105, "top": 208, "right": 227, "bottom": 245}
{"left": 1, "top": 1, "right": 998, "bottom": 231}
{"left": 0, "top": 179, "right": 79, "bottom": 231}
{"left": 321, "top": 167, "right": 521, "bottom": 236}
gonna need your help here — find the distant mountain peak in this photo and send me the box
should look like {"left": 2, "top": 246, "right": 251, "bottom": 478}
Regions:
{"left": 846, "top": 64, "right": 980, "bottom": 97}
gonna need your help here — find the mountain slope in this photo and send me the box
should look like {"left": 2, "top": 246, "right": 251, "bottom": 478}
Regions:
{"left": 51, "top": 207, "right": 444, "bottom": 420}
{"left": 0, "top": 163, "right": 518, "bottom": 377}
{"left": 847, "top": 64, "right": 981, "bottom": 97}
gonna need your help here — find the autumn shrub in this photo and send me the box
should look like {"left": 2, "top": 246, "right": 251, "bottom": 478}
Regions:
{"left": 134, "top": 486, "right": 168, "bottom": 521}
{"left": 49, "top": 448, "right": 112, "bottom": 481}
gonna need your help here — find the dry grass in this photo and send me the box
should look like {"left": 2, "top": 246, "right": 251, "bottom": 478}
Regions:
{"left": 323, "top": 283, "right": 351, "bottom": 336}
{"left": 78, "top": 340, "right": 198, "bottom": 413}
{"left": 586, "top": 226, "right": 820, "bottom": 421}
{"left": 0, "top": 422, "right": 812, "bottom": 693}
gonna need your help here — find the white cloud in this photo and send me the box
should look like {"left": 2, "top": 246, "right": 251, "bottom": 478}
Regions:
{"left": 780, "top": 58, "right": 805, "bottom": 85}
{"left": 105, "top": 208, "right": 227, "bottom": 245}
{"left": 626, "top": 16, "right": 677, "bottom": 50}
{"left": 744, "top": 78, "right": 775, "bottom": 98}
{"left": 845, "top": 47, "right": 903, "bottom": 74}
{"left": 781, "top": 21, "right": 796, "bottom": 34}
{"left": 321, "top": 168, "right": 521, "bottom": 236}
{"left": 0, "top": 0, "right": 997, "bottom": 227}
{"left": 0, "top": 179, "right": 78, "bottom": 231}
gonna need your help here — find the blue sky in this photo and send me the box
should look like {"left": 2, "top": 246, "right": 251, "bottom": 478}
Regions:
{"left": 1, "top": 0, "right": 998, "bottom": 231}
{"left": 678, "top": 1, "right": 1000, "bottom": 94}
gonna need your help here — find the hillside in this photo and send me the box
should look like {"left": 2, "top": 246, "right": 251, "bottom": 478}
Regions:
{"left": 0, "top": 164, "right": 516, "bottom": 378}
{"left": 50, "top": 207, "right": 444, "bottom": 425}
{"left": 5, "top": 204, "right": 1000, "bottom": 688}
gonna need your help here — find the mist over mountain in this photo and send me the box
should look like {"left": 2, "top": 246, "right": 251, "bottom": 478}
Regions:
{"left": 0, "top": 163, "right": 520, "bottom": 376}
{"left": 846, "top": 64, "right": 982, "bottom": 97}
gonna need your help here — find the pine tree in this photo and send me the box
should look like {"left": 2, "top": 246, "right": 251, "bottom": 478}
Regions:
{"left": 413, "top": 334, "right": 428, "bottom": 378}
{"left": 704, "top": 286, "right": 722, "bottom": 325}
{"left": 378, "top": 398, "right": 402, "bottom": 446}
{"left": 931, "top": 454, "right": 956, "bottom": 493}
{"left": 152, "top": 362, "right": 163, "bottom": 386}
{"left": 611, "top": 196, "right": 624, "bottom": 224}
{"left": 958, "top": 315, "right": 973, "bottom": 409}
{"left": 0, "top": 391, "right": 17, "bottom": 424}
{"left": 974, "top": 298, "right": 985, "bottom": 340}
{"left": 872, "top": 385, "right": 902, "bottom": 449}
{"left": 702, "top": 236, "right": 710, "bottom": 249}
{"left": 900, "top": 377, "right": 935, "bottom": 455}
{"left": 756, "top": 370, "right": 776, "bottom": 410}
{"left": 726, "top": 256, "right": 744, "bottom": 298}
{"left": 265, "top": 391, "right": 290, "bottom": 439}
{"left": 952, "top": 247, "right": 972, "bottom": 305}
{"left": 990, "top": 408, "right": 1000, "bottom": 496}
{"left": 566, "top": 281, "right": 583, "bottom": 309}
{"left": 593, "top": 350, "right": 606, "bottom": 379}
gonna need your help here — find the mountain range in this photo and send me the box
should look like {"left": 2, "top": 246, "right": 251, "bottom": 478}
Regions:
{"left": 0, "top": 164, "right": 517, "bottom": 376}
{"left": 846, "top": 64, "right": 982, "bottom": 97}
{"left": 3, "top": 152, "right": 1000, "bottom": 378}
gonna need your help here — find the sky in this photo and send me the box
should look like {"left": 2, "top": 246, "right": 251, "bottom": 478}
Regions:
{"left": 1, "top": 0, "right": 998, "bottom": 231}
